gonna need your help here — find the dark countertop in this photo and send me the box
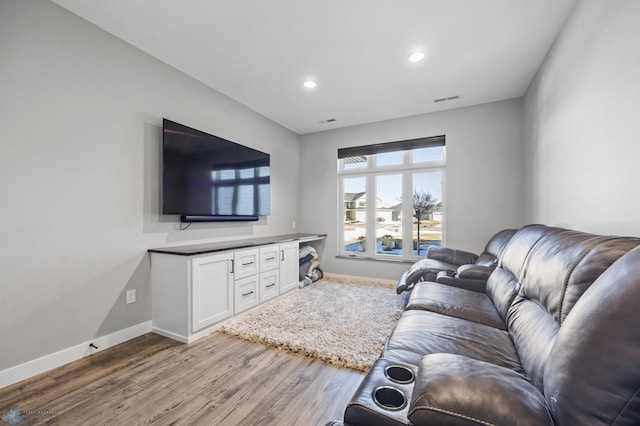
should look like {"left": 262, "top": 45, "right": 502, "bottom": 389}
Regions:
{"left": 148, "top": 233, "right": 327, "bottom": 256}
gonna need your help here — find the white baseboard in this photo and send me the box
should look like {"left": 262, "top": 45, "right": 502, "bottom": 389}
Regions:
{"left": 152, "top": 324, "right": 218, "bottom": 344}
{"left": 0, "top": 321, "right": 152, "bottom": 390}
{"left": 324, "top": 272, "right": 397, "bottom": 285}
{"left": 151, "top": 326, "right": 188, "bottom": 343}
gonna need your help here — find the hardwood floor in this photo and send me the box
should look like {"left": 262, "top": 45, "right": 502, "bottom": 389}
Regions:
{"left": 0, "top": 332, "right": 363, "bottom": 425}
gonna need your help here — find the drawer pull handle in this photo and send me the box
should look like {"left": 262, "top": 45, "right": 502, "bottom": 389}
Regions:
{"left": 242, "top": 291, "right": 254, "bottom": 297}
{"left": 266, "top": 257, "right": 276, "bottom": 261}
{"left": 242, "top": 261, "right": 254, "bottom": 266}
{"left": 266, "top": 283, "right": 276, "bottom": 288}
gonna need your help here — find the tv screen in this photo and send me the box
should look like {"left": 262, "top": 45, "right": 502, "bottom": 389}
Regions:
{"left": 162, "top": 119, "right": 270, "bottom": 220}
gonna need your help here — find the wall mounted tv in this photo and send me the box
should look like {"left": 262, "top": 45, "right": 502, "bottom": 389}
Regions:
{"left": 162, "top": 118, "right": 270, "bottom": 222}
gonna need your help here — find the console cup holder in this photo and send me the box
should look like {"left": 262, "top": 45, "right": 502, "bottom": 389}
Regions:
{"left": 384, "top": 365, "right": 415, "bottom": 384}
{"left": 372, "top": 386, "right": 407, "bottom": 411}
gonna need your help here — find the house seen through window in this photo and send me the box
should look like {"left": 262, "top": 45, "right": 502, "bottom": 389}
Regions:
{"left": 338, "top": 136, "right": 445, "bottom": 260}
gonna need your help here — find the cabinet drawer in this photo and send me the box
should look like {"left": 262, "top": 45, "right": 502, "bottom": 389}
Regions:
{"left": 234, "top": 276, "right": 259, "bottom": 314}
{"left": 260, "top": 269, "right": 280, "bottom": 303}
{"left": 234, "top": 249, "right": 259, "bottom": 279}
{"left": 259, "top": 246, "right": 280, "bottom": 272}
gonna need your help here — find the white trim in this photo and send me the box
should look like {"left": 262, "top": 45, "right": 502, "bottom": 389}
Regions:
{"left": 151, "top": 326, "right": 189, "bottom": 343}
{"left": 152, "top": 324, "right": 217, "bottom": 344}
{"left": 185, "top": 325, "right": 218, "bottom": 343}
{"left": 0, "top": 321, "right": 152, "bottom": 390}
{"left": 324, "top": 272, "right": 396, "bottom": 286}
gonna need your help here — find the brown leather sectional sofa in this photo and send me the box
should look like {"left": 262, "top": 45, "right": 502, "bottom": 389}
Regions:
{"left": 333, "top": 224, "right": 640, "bottom": 425}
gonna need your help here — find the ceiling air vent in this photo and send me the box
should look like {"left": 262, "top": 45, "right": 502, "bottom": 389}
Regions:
{"left": 434, "top": 95, "right": 460, "bottom": 103}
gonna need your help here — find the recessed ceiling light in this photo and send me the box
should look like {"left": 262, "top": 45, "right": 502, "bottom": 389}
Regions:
{"left": 408, "top": 52, "right": 425, "bottom": 62}
{"left": 303, "top": 80, "right": 317, "bottom": 89}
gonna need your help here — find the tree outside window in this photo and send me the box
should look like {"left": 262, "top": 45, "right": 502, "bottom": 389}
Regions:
{"left": 413, "top": 190, "right": 438, "bottom": 256}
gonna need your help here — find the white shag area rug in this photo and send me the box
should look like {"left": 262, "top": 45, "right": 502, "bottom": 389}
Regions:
{"left": 217, "top": 276, "right": 407, "bottom": 372}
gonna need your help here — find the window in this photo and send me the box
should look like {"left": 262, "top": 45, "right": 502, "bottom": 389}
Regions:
{"left": 339, "top": 136, "right": 445, "bottom": 260}
{"left": 210, "top": 165, "right": 270, "bottom": 215}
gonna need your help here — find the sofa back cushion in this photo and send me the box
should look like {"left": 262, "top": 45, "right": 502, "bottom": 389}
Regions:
{"left": 427, "top": 247, "right": 478, "bottom": 265}
{"left": 543, "top": 246, "right": 640, "bottom": 426}
{"left": 507, "top": 230, "right": 640, "bottom": 392}
{"left": 475, "top": 228, "right": 518, "bottom": 267}
{"left": 486, "top": 225, "right": 558, "bottom": 320}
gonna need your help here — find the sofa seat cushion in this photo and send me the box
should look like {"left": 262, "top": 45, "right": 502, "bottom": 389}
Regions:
{"left": 408, "top": 353, "right": 552, "bottom": 426}
{"left": 405, "top": 282, "right": 506, "bottom": 330}
{"left": 383, "top": 310, "right": 522, "bottom": 373}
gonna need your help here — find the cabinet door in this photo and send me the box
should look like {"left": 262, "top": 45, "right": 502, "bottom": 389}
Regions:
{"left": 234, "top": 249, "right": 259, "bottom": 279}
{"left": 260, "top": 269, "right": 280, "bottom": 302}
{"left": 191, "top": 253, "right": 233, "bottom": 332}
{"left": 259, "top": 245, "right": 280, "bottom": 272}
{"left": 235, "top": 275, "right": 259, "bottom": 314}
{"left": 279, "top": 242, "right": 299, "bottom": 294}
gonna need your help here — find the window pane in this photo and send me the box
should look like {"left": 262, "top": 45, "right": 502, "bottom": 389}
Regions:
{"left": 238, "top": 168, "right": 254, "bottom": 179}
{"left": 413, "top": 172, "right": 442, "bottom": 255}
{"left": 343, "top": 155, "right": 367, "bottom": 170}
{"left": 258, "top": 183, "right": 269, "bottom": 215}
{"left": 343, "top": 177, "right": 367, "bottom": 253}
{"left": 376, "top": 151, "right": 402, "bottom": 166}
{"left": 257, "top": 166, "right": 270, "bottom": 177}
{"left": 376, "top": 174, "right": 402, "bottom": 256}
{"left": 219, "top": 169, "right": 235, "bottom": 180}
{"left": 413, "top": 147, "right": 444, "bottom": 163}
{"left": 217, "top": 186, "right": 234, "bottom": 215}
{"left": 236, "top": 184, "right": 254, "bottom": 215}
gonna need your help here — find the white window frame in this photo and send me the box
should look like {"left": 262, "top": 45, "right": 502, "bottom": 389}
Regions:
{"left": 338, "top": 147, "right": 446, "bottom": 261}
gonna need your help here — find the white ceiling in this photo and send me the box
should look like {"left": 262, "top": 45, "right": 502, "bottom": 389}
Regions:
{"left": 51, "top": 0, "right": 577, "bottom": 135}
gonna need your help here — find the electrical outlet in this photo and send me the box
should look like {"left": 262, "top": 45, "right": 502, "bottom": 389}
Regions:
{"left": 292, "top": 221, "right": 296, "bottom": 229}
{"left": 126, "top": 289, "right": 136, "bottom": 304}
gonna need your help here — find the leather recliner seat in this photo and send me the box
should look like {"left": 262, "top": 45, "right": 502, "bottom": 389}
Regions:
{"left": 339, "top": 224, "right": 640, "bottom": 426}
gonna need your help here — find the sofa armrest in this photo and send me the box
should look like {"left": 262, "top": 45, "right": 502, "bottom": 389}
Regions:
{"left": 399, "top": 259, "right": 447, "bottom": 293}
{"left": 396, "top": 271, "right": 412, "bottom": 294}
{"left": 408, "top": 354, "right": 553, "bottom": 426}
{"left": 456, "top": 264, "right": 494, "bottom": 280}
{"left": 435, "top": 271, "right": 487, "bottom": 293}
{"left": 427, "top": 246, "right": 478, "bottom": 266}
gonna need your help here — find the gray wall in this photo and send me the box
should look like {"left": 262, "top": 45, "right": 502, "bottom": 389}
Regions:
{"left": 0, "top": 0, "right": 300, "bottom": 370}
{"left": 523, "top": 0, "right": 640, "bottom": 236}
{"left": 299, "top": 99, "right": 526, "bottom": 280}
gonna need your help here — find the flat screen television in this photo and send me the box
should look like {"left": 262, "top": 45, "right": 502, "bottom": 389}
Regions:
{"left": 162, "top": 118, "right": 270, "bottom": 222}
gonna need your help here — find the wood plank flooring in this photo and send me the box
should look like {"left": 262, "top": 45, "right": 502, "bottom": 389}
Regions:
{"left": 0, "top": 332, "right": 363, "bottom": 425}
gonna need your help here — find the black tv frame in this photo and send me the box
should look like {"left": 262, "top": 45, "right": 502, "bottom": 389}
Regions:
{"left": 162, "top": 118, "right": 270, "bottom": 222}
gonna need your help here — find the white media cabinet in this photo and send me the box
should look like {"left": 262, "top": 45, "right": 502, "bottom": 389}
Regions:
{"left": 148, "top": 233, "right": 326, "bottom": 343}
